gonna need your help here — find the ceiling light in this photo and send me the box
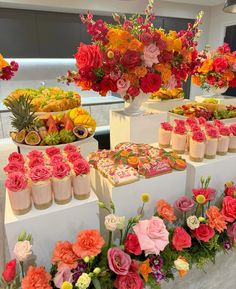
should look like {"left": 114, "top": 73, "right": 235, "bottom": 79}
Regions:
{"left": 223, "top": 0, "right": 236, "bottom": 13}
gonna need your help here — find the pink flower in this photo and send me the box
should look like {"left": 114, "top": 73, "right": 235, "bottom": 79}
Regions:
{"left": 174, "top": 196, "right": 194, "bottom": 212}
{"left": 133, "top": 216, "right": 169, "bottom": 255}
{"left": 53, "top": 266, "right": 72, "bottom": 289}
{"left": 227, "top": 222, "right": 236, "bottom": 243}
{"left": 140, "top": 32, "right": 153, "bottom": 46}
{"left": 50, "top": 154, "right": 64, "bottom": 165}
{"left": 165, "top": 75, "right": 177, "bottom": 90}
{"left": 192, "top": 188, "right": 216, "bottom": 204}
{"left": 117, "top": 78, "right": 130, "bottom": 95}
{"left": 27, "top": 150, "right": 43, "bottom": 159}
{"left": 172, "top": 227, "right": 192, "bottom": 251}
{"left": 5, "top": 172, "right": 27, "bottom": 192}
{"left": 161, "top": 122, "right": 173, "bottom": 131}
{"left": 190, "top": 124, "right": 201, "bottom": 132}
{"left": 198, "top": 117, "right": 207, "bottom": 125}
{"left": 46, "top": 147, "right": 61, "bottom": 158}
{"left": 214, "top": 119, "right": 224, "bottom": 128}
{"left": 144, "top": 44, "right": 160, "bottom": 67}
{"left": 107, "top": 247, "right": 131, "bottom": 275}
{"left": 219, "top": 126, "right": 231, "bottom": 136}
{"left": 206, "top": 127, "right": 219, "bottom": 138}
{"left": 73, "top": 159, "right": 90, "bottom": 175}
{"left": 174, "top": 119, "right": 186, "bottom": 127}
{"left": 52, "top": 162, "right": 70, "bottom": 179}
{"left": 29, "top": 165, "right": 51, "bottom": 182}
{"left": 192, "top": 130, "right": 206, "bottom": 142}
{"left": 8, "top": 152, "right": 24, "bottom": 164}
{"left": 174, "top": 125, "right": 186, "bottom": 135}
{"left": 114, "top": 271, "right": 144, "bottom": 289}
{"left": 29, "top": 157, "right": 45, "bottom": 168}
{"left": 67, "top": 152, "right": 83, "bottom": 163}
{"left": 186, "top": 118, "right": 198, "bottom": 127}
{"left": 64, "top": 144, "right": 78, "bottom": 154}
{"left": 230, "top": 124, "right": 236, "bottom": 136}
{"left": 4, "top": 161, "right": 25, "bottom": 174}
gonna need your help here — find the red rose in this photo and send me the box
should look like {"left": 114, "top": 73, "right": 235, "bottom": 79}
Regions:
{"left": 229, "top": 77, "right": 236, "bottom": 87}
{"left": 172, "top": 227, "right": 192, "bottom": 251}
{"left": 2, "top": 259, "right": 16, "bottom": 283}
{"left": 127, "top": 86, "right": 140, "bottom": 97}
{"left": 100, "top": 76, "right": 118, "bottom": 93}
{"left": 191, "top": 224, "right": 215, "bottom": 242}
{"left": 213, "top": 57, "right": 228, "bottom": 72}
{"left": 114, "top": 271, "right": 143, "bottom": 289}
{"left": 74, "top": 43, "right": 102, "bottom": 70}
{"left": 221, "top": 196, "right": 236, "bottom": 222}
{"left": 121, "top": 50, "right": 141, "bottom": 69}
{"left": 140, "top": 72, "right": 162, "bottom": 93}
{"left": 140, "top": 32, "right": 153, "bottom": 46}
{"left": 206, "top": 74, "right": 217, "bottom": 85}
{"left": 124, "top": 233, "right": 142, "bottom": 256}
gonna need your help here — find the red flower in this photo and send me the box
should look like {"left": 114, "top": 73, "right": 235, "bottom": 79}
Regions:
{"left": 191, "top": 224, "right": 215, "bottom": 242}
{"left": 74, "top": 43, "right": 102, "bottom": 70}
{"left": 213, "top": 57, "right": 228, "bottom": 72}
{"left": 124, "top": 233, "right": 142, "bottom": 256}
{"left": 140, "top": 72, "right": 162, "bottom": 93}
{"left": 192, "top": 188, "right": 216, "bottom": 204}
{"left": 221, "top": 196, "right": 236, "bottom": 222}
{"left": 127, "top": 86, "right": 140, "bottom": 97}
{"left": 2, "top": 259, "right": 16, "bottom": 283}
{"left": 206, "top": 75, "right": 217, "bottom": 85}
{"left": 229, "top": 77, "right": 236, "bottom": 87}
{"left": 114, "top": 270, "right": 144, "bottom": 289}
{"left": 140, "top": 32, "right": 153, "bottom": 46}
{"left": 121, "top": 50, "right": 141, "bottom": 69}
{"left": 100, "top": 76, "right": 118, "bottom": 93}
{"left": 217, "top": 43, "right": 231, "bottom": 54}
{"left": 172, "top": 227, "right": 192, "bottom": 251}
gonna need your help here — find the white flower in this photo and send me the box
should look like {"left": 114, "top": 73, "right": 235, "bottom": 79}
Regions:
{"left": 104, "top": 214, "right": 119, "bottom": 231}
{"left": 13, "top": 240, "right": 32, "bottom": 262}
{"left": 76, "top": 273, "right": 91, "bottom": 289}
{"left": 187, "top": 215, "right": 200, "bottom": 230}
{"left": 174, "top": 257, "right": 189, "bottom": 271}
{"left": 117, "top": 216, "right": 125, "bottom": 230}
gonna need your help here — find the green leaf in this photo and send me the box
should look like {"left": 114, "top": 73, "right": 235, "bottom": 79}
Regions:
{"left": 92, "top": 278, "right": 102, "bottom": 289}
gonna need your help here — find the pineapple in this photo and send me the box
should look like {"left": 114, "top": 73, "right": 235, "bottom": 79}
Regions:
{"left": 4, "top": 95, "right": 36, "bottom": 132}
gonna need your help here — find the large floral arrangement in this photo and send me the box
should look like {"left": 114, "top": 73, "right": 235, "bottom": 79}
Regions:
{"left": 0, "top": 54, "right": 18, "bottom": 80}
{"left": 1, "top": 177, "right": 236, "bottom": 289}
{"left": 60, "top": 0, "right": 202, "bottom": 102}
{"left": 192, "top": 43, "right": 236, "bottom": 91}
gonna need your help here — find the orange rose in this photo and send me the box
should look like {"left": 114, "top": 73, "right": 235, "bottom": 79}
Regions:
{"left": 156, "top": 199, "right": 176, "bottom": 223}
{"left": 123, "top": 73, "right": 139, "bottom": 86}
{"left": 75, "top": 80, "right": 92, "bottom": 90}
{"left": 128, "top": 39, "right": 144, "bottom": 52}
{"left": 173, "top": 39, "right": 182, "bottom": 52}
{"left": 198, "top": 59, "right": 213, "bottom": 74}
{"left": 72, "top": 230, "right": 105, "bottom": 258}
{"left": 206, "top": 206, "right": 227, "bottom": 232}
{"left": 108, "top": 29, "right": 136, "bottom": 53}
{"left": 51, "top": 241, "right": 78, "bottom": 269}
{"left": 139, "top": 259, "right": 152, "bottom": 282}
{"left": 192, "top": 75, "right": 201, "bottom": 86}
{"left": 222, "top": 70, "right": 234, "bottom": 81}
{"left": 134, "top": 66, "right": 148, "bottom": 78}
{"left": 22, "top": 266, "right": 51, "bottom": 289}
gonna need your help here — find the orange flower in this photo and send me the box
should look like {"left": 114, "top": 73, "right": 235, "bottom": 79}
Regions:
{"left": 174, "top": 256, "right": 189, "bottom": 277}
{"left": 22, "top": 266, "right": 51, "bottom": 289}
{"left": 173, "top": 38, "right": 182, "bottom": 52}
{"left": 155, "top": 63, "right": 171, "bottom": 83}
{"left": 139, "top": 259, "right": 152, "bottom": 282}
{"left": 128, "top": 39, "right": 144, "bottom": 52}
{"left": 134, "top": 66, "right": 148, "bottom": 78}
{"left": 156, "top": 199, "right": 176, "bottom": 223}
{"left": 206, "top": 206, "right": 227, "bottom": 232}
{"left": 192, "top": 75, "right": 201, "bottom": 86}
{"left": 107, "top": 29, "right": 136, "bottom": 53}
{"left": 197, "top": 59, "right": 213, "bottom": 74}
{"left": 51, "top": 241, "right": 78, "bottom": 269}
{"left": 123, "top": 73, "right": 139, "bottom": 86}
{"left": 222, "top": 70, "right": 234, "bottom": 81}
{"left": 75, "top": 80, "right": 92, "bottom": 90}
{"left": 120, "top": 150, "right": 130, "bottom": 157}
{"left": 0, "top": 54, "right": 9, "bottom": 69}
{"left": 72, "top": 230, "right": 105, "bottom": 258}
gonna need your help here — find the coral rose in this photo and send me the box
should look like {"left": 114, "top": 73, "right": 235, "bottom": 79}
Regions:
{"left": 140, "top": 72, "right": 162, "bottom": 93}
{"left": 4, "top": 161, "right": 25, "bottom": 174}
{"left": 107, "top": 247, "right": 131, "bottom": 275}
{"left": 172, "top": 227, "right": 192, "bottom": 251}
{"left": 206, "top": 206, "right": 227, "bottom": 232}
{"left": 221, "top": 196, "right": 236, "bottom": 222}
{"left": 133, "top": 216, "right": 169, "bottom": 255}
{"left": 72, "top": 230, "right": 105, "bottom": 258}
{"left": 74, "top": 43, "right": 102, "bottom": 70}
{"left": 46, "top": 147, "right": 61, "bottom": 157}
{"left": 51, "top": 241, "right": 78, "bottom": 269}
{"left": 124, "top": 233, "right": 142, "bottom": 256}
{"left": 156, "top": 199, "right": 176, "bottom": 222}
{"left": 191, "top": 224, "right": 215, "bottom": 242}
{"left": 5, "top": 172, "right": 27, "bottom": 192}
{"left": 22, "top": 266, "right": 52, "bottom": 289}
{"left": 114, "top": 270, "right": 144, "bottom": 289}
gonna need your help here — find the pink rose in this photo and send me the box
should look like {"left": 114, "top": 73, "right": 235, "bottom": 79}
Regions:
{"left": 54, "top": 266, "right": 72, "bottom": 289}
{"left": 73, "top": 159, "right": 90, "bottom": 176}
{"left": 165, "top": 75, "right": 177, "bottom": 90}
{"left": 114, "top": 271, "right": 144, "bottom": 289}
{"left": 174, "top": 196, "right": 194, "bottom": 212}
{"left": 5, "top": 172, "right": 27, "bottom": 192}
{"left": 227, "top": 223, "right": 236, "bottom": 243}
{"left": 161, "top": 122, "right": 173, "bottom": 131}
{"left": 214, "top": 119, "right": 224, "bottom": 128}
{"left": 117, "top": 79, "right": 130, "bottom": 95}
{"left": 144, "top": 44, "right": 160, "bottom": 67}
{"left": 52, "top": 162, "right": 70, "bottom": 179}
{"left": 219, "top": 126, "right": 231, "bottom": 136}
{"left": 186, "top": 118, "right": 198, "bottom": 127}
{"left": 67, "top": 152, "right": 83, "bottom": 164}
{"left": 64, "top": 144, "right": 78, "bottom": 154}
{"left": 198, "top": 117, "right": 207, "bottom": 125}
{"left": 50, "top": 154, "right": 64, "bottom": 165}
{"left": 221, "top": 196, "right": 236, "bottom": 222}
{"left": 230, "top": 124, "right": 236, "bottom": 136}
{"left": 107, "top": 247, "right": 131, "bottom": 275}
{"left": 4, "top": 162, "right": 25, "bottom": 174}
{"left": 206, "top": 127, "right": 219, "bottom": 138}
{"left": 29, "top": 157, "right": 45, "bottom": 168}
{"left": 46, "top": 147, "right": 61, "bottom": 158}
{"left": 174, "top": 119, "right": 186, "bottom": 127}
{"left": 172, "top": 226, "right": 192, "bottom": 250}
{"left": 27, "top": 150, "right": 43, "bottom": 159}
{"left": 8, "top": 152, "right": 24, "bottom": 164}
{"left": 133, "top": 216, "right": 169, "bottom": 255}
{"left": 190, "top": 124, "right": 201, "bottom": 132}
{"left": 192, "top": 130, "right": 206, "bottom": 142}
{"left": 174, "top": 125, "right": 186, "bottom": 135}
{"left": 29, "top": 165, "right": 51, "bottom": 182}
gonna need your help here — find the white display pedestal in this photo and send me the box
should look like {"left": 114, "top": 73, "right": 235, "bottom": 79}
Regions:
{"left": 4, "top": 191, "right": 99, "bottom": 270}
{"left": 91, "top": 168, "right": 186, "bottom": 233}
{"left": 110, "top": 109, "right": 167, "bottom": 149}
{"left": 195, "top": 95, "right": 236, "bottom": 105}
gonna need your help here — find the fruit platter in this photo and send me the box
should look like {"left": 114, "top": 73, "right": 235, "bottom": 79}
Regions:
{"left": 149, "top": 88, "right": 184, "bottom": 101}
{"left": 5, "top": 95, "right": 96, "bottom": 153}
{"left": 4, "top": 86, "right": 81, "bottom": 113}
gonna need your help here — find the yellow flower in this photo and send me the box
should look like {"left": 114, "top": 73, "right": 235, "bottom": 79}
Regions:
{"left": 173, "top": 38, "right": 182, "bottom": 52}
{"left": 93, "top": 267, "right": 101, "bottom": 275}
{"left": 197, "top": 59, "right": 213, "bottom": 74}
{"left": 198, "top": 216, "right": 205, "bottom": 222}
{"left": 141, "top": 193, "right": 150, "bottom": 203}
{"left": 174, "top": 256, "right": 189, "bottom": 277}
{"left": 61, "top": 282, "right": 73, "bottom": 289}
{"left": 196, "top": 194, "right": 206, "bottom": 204}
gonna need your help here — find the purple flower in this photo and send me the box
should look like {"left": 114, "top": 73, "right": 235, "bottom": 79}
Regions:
{"left": 72, "top": 260, "right": 87, "bottom": 283}
{"left": 153, "top": 270, "right": 165, "bottom": 283}
{"left": 223, "top": 240, "right": 232, "bottom": 251}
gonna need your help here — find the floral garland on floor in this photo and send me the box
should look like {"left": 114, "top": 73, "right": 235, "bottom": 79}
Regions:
{"left": 1, "top": 177, "right": 236, "bottom": 289}
{"left": 0, "top": 54, "right": 19, "bottom": 80}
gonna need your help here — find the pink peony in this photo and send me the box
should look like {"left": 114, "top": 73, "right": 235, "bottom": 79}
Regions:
{"left": 4, "top": 161, "right": 25, "bottom": 174}
{"left": 53, "top": 266, "right": 72, "bottom": 289}
{"left": 107, "top": 247, "right": 131, "bottom": 275}
{"left": 45, "top": 147, "right": 61, "bottom": 158}
{"left": 133, "top": 216, "right": 169, "bottom": 255}
{"left": 227, "top": 223, "right": 236, "bottom": 243}
{"left": 5, "top": 172, "right": 27, "bottom": 192}
{"left": 174, "top": 196, "right": 194, "bottom": 212}
{"left": 27, "top": 150, "right": 44, "bottom": 159}
{"left": 144, "top": 44, "right": 160, "bottom": 67}
{"left": 52, "top": 162, "right": 70, "bottom": 179}
{"left": 8, "top": 152, "right": 24, "bottom": 164}
{"left": 161, "top": 122, "right": 173, "bottom": 131}
{"left": 73, "top": 159, "right": 90, "bottom": 175}
{"left": 117, "top": 78, "right": 130, "bottom": 94}
{"left": 29, "top": 165, "right": 51, "bottom": 182}
{"left": 29, "top": 157, "right": 45, "bottom": 168}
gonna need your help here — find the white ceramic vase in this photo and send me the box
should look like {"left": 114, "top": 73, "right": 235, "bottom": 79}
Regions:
{"left": 123, "top": 92, "right": 150, "bottom": 116}
{"left": 210, "top": 86, "right": 228, "bottom": 98}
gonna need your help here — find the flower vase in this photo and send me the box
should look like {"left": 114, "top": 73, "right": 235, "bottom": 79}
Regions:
{"left": 210, "top": 86, "right": 228, "bottom": 98}
{"left": 217, "top": 135, "right": 230, "bottom": 155}
{"left": 189, "top": 138, "right": 205, "bottom": 162}
{"left": 52, "top": 176, "right": 72, "bottom": 205}
{"left": 31, "top": 180, "right": 53, "bottom": 209}
{"left": 123, "top": 92, "right": 150, "bottom": 116}
{"left": 8, "top": 186, "right": 32, "bottom": 215}
{"left": 228, "top": 135, "right": 236, "bottom": 153}
{"left": 205, "top": 137, "right": 218, "bottom": 159}
{"left": 72, "top": 174, "right": 91, "bottom": 200}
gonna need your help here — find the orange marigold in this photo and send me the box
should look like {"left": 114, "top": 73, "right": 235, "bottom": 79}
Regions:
{"left": 134, "top": 66, "right": 148, "bottom": 78}
{"left": 51, "top": 241, "right": 78, "bottom": 269}
{"left": 206, "top": 206, "right": 227, "bottom": 232}
{"left": 22, "top": 266, "right": 52, "bottom": 289}
{"left": 197, "top": 59, "right": 213, "bottom": 74}
{"left": 139, "top": 259, "right": 152, "bottom": 282}
{"left": 156, "top": 199, "right": 176, "bottom": 223}
{"left": 72, "top": 230, "right": 105, "bottom": 258}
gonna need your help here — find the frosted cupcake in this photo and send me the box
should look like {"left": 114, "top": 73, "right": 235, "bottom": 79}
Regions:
{"left": 158, "top": 122, "right": 173, "bottom": 148}
{"left": 189, "top": 130, "right": 206, "bottom": 162}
